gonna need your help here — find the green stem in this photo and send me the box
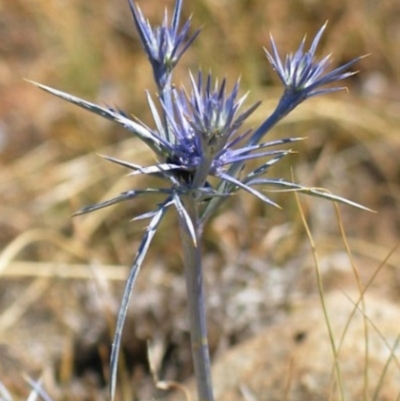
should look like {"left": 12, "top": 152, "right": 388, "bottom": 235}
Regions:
{"left": 179, "top": 197, "right": 214, "bottom": 401}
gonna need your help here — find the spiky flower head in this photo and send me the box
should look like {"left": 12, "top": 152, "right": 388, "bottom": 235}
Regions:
{"left": 128, "top": 0, "right": 199, "bottom": 89}
{"left": 160, "top": 72, "right": 263, "bottom": 187}
{"left": 244, "top": 23, "right": 364, "bottom": 147}
{"left": 67, "top": 72, "right": 297, "bottom": 210}
{"left": 264, "top": 23, "right": 363, "bottom": 114}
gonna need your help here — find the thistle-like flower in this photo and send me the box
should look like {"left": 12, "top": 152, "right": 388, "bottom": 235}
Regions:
{"left": 263, "top": 23, "right": 363, "bottom": 117}
{"left": 128, "top": 0, "right": 199, "bottom": 89}
{"left": 246, "top": 23, "right": 364, "bottom": 147}
{"left": 30, "top": 2, "right": 367, "bottom": 400}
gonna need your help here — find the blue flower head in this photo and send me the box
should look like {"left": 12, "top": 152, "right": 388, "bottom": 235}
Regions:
{"left": 247, "top": 23, "right": 364, "bottom": 146}
{"left": 264, "top": 23, "right": 365, "bottom": 116}
{"left": 128, "top": 0, "right": 200, "bottom": 89}
{"left": 160, "top": 72, "right": 262, "bottom": 187}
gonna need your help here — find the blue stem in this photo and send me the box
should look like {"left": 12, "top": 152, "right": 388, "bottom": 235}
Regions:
{"left": 247, "top": 91, "right": 295, "bottom": 146}
{"left": 180, "top": 196, "right": 214, "bottom": 401}
{"left": 159, "top": 75, "right": 173, "bottom": 144}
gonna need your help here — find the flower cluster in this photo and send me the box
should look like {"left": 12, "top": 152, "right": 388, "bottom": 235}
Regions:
{"left": 30, "top": 1, "right": 365, "bottom": 399}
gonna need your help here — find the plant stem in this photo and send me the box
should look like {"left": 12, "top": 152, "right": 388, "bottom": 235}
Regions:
{"left": 179, "top": 196, "right": 215, "bottom": 401}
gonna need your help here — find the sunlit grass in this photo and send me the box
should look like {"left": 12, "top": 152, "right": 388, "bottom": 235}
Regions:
{"left": 1, "top": 0, "right": 400, "bottom": 399}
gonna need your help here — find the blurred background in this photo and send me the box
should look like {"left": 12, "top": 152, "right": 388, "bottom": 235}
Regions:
{"left": 1, "top": 0, "right": 400, "bottom": 400}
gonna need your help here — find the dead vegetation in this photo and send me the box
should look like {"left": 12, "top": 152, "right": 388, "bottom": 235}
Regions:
{"left": 0, "top": 0, "right": 400, "bottom": 400}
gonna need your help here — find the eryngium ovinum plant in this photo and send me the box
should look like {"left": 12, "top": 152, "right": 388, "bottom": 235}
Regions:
{"left": 30, "top": 1, "right": 367, "bottom": 400}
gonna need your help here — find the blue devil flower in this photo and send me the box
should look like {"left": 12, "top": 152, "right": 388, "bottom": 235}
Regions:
{"left": 261, "top": 23, "right": 365, "bottom": 121}
{"left": 29, "top": 2, "right": 367, "bottom": 399}
{"left": 128, "top": 0, "right": 199, "bottom": 89}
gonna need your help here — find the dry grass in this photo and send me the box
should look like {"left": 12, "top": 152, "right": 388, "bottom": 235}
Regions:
{"left": 1, "top": 0, "right": 400, "bottom": 400}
